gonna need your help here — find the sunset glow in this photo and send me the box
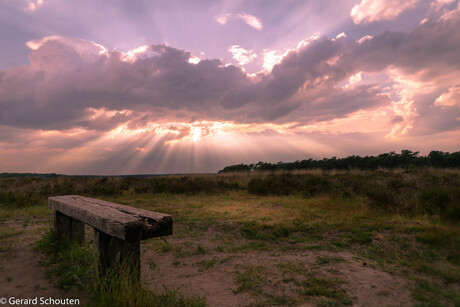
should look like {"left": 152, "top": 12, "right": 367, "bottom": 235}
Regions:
{"left": 0, "top": 0, "right": 459, "bottom": 174}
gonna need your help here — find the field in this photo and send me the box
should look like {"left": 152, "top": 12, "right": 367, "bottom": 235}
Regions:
{"left": 0, "top": 169, "right": 459, "bottom": 306}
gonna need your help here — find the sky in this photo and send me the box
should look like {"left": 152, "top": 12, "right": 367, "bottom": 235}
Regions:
{"left": 0, "top": 0, "right": 459, "bottom": 175}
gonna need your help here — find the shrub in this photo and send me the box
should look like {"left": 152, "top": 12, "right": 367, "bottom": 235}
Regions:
{"left": 0, "top": 191, "right": 46, "bottom": 208}
{"left": 133, "top": 176, "right": 240, "bottom": 195}
{"left": 246, "top": 178, "right": 270, "bottom": 195}
{"left": 302, "top": 175, "right": 331, "bottom": 197}
{"left": 441, "top": 187, "right": 460, "bottom": 223}
{"left": 418, "top": 186, "right": 451, "bottom": 215}
{"left": 442, "top": 203, "right": 460, "bottom": 223}
{"left": 247, "top": 174, "right": 303, "bottom": 196}
{"left": 365, "top": 179, "right": 416, "bottom": 214}
{"left": 365, "top": 183, "right": 400, "bottom": 213}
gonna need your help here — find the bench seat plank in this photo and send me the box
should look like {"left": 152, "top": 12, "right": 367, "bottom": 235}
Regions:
{"left": 49, "top": 195, "right": 172, "bottom": 241}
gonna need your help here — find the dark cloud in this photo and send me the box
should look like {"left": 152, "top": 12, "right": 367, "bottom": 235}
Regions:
{"left": 413, "top": 106, "right": 460, "bottom": 135}
{"left": 391, "top": 115, "right": 404, "bottom": 124}
{"left": 292, "top": 84, "right": 392, "bottom": 123}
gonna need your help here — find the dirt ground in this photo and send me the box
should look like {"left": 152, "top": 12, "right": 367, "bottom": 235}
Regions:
{"left": 141, "top": 223, "right": 413, "bottom": 307}
{"left": 0, "top": 220, "right": 76, "bottom": 306}
{"left": 0, "top": 219, "right": 414, "bottom": 306}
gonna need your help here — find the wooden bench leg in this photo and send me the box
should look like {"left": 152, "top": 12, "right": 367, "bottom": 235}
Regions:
{"left": 95, "top": 230, "right": 140, "bottom": 280}
{"left": 54, "top": 211, "right": 85, "bottom": 243}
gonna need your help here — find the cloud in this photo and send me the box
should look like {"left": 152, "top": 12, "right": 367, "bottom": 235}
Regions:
{"left": 262, "top": 49, "right": 287, "bottom": 72}
{"left": 215, "top": 12, "right": 263, "bottom": 30}
{"left": 434, "top": 85, "right": 460, "bottom": 107}
{"left": 215, "top": 13, "right": 231, "bottom": 25}
{"left": 391, "top": 115, "right": 404, "bottom": 123}
{"left": 228, "top": 45, "right": 257, "bottom": 66}
{"left": 358, "top": 35, "right": 373, "bottom": 44}
{"left": 351, "top": 0, "right": 421, "bottom": 24}
{"left": 1, "top": 9, "right": 460, "bottom": 139}
{"left": 340, "top": 9, "right": 460, "bottom": 78}
{"left": 25, "top": 0, "right": 43, "bottom": 12}
{"left": 235, "top": 13, "right": 263, "bottom": 30}
{"left": 431, "top": 0, "right": 457, "bottom": 11}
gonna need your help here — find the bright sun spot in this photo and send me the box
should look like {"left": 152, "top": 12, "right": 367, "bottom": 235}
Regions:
{"left": 121, "top": 45, "right": 149, "bottom": 63}
{"left": 190, "top": 126, "right": 202, "bottom": 141}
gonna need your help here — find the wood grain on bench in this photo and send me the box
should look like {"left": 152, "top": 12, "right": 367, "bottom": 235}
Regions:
{"left": 49, "top": 195, "right": 172, "bottom": 241}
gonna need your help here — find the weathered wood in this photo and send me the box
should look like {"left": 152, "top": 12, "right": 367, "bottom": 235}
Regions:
{"left": 95, "top": 230, "right": 140, "bottom": 278}
{"left": 49, "top": 195, "right": 172, "bottom": 281}
{"left": 49, "top": 195, "right": 172, "bottom": 241}
{"left": 54, "top": 211, "right": 85, "bottom": 243}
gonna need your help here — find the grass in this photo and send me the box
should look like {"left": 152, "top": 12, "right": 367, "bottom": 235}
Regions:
{"left": 135, "top": 189, "right": 459, "bottom": 305}
{"left": 0, "top": 205, "right": 51, "bottom": 222}
{"left": 277, "top": 262, "right": 306, "bottom": 276}
{"left": 0, "top": 227, "right": 23, "bottom": 252}
{"left": 35, "top": 228, "right": 206, "bottom": 307}
{"left": 1, "top": 168, "right": 460, "bottom": 306}
{"left": 301, "top": 275, "right": 350, "bottom": 305}
{"left": 87, "top": 193, "right": 460, "bottom": 304}
{"left": 316, "top": 256, "right": 346, "bottom": 265}
{"left": 196, "top": 259, "right": 217, "bottom": 271}
{"left": 234, "top": 265, "right": 267, "bottom": 295}
{"left": 233, "top": 260, "right": 352, "bottom": 306}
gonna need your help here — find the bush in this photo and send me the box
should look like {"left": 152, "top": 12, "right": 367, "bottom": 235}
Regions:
{"left": 247, "top": 174, "right": 303, "bottom": 196}
{"left": 366, "top": 186, "right": 400, "bottom": 212}
{"left": 133, "top": 176, "right": 240, "bottom": 195}
{"left": 365, "top": 179, "right": 416, "bottom": 214}
{"left": 0, "top": 191, "right": 46, "bottom": 208}
{"left": 441, "top": 187, "right": 460, "bottom": 223}
{"left": 246, "top": 178, "right": 270, "bottom": 195}
{"left": 442, "top": 203, "right": 460, "bottom": 223}
{"left": 302, "top": 175, "right": 331, "bottom": 197}
{"left": 418, "top": 186, "right": 451, "bottom": 215}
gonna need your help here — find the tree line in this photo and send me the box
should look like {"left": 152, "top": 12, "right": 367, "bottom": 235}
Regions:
{"left": 218, "top": 150, "right": 460, "bottom": 173}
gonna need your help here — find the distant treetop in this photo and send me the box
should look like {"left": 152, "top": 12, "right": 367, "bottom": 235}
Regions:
{"left": 0, "top": 173, "right": 59, "bottom": 178}
{"left": 218, "top": 150, "right": 460, "bottom": 173}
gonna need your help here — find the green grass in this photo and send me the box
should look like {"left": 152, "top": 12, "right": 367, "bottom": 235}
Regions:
{"left": 195, "top": 259, "right": 217, "bottom": 271}
{"left": 0, "top": 227, "right": 23, "bottom": 252}
{"left": 0, "top": 227, "right": 22, "bottom": 239}
{"left": 412, "top": 278, "right": 460, "bottom": 307}
{"left": 0, "top": 205, "right": 51, "bottom": 222}
{"left": 301, "top": 275, "right": 351, "bottom": 305}
{"left": 234, "top": 265, "right": 267, "bottom": 295}
{"left": 232, "top": 260, "right": 352, "bottom": 306}
{"left": 316, "top": 256, "right": 346, "bottom": 265}
{"left": 277, "top": 262, "right": 306, "bottom": 276}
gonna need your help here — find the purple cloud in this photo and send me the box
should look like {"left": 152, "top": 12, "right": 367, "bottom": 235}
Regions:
{"left": 1, "top": 7, "right": 459, "bottom": 138}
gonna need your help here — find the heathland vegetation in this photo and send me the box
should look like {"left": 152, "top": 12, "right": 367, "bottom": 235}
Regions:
{"left": 0, "top": 161, "right": 459, "bottom": 305}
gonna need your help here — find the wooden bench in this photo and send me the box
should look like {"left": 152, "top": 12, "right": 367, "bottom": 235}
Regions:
{"left": 48, "top": 195, "right": 172, "bottom": 278}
